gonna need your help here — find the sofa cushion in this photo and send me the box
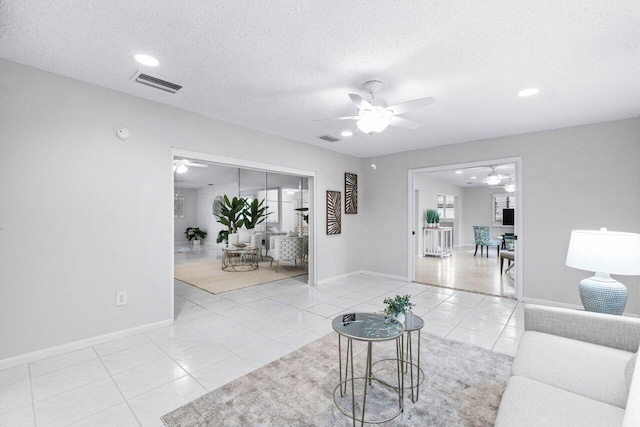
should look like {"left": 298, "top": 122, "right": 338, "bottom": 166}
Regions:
{"left": 513, "top": 331, "right": 633, "bottom": 408}
{"left": 495, "top": 376, "right": 625, "bottom": 427}
{"left": 624, "top": 350, "right": 640, "bottom": 426}
{"left": 625, "top": 353, "right": 637, "bottom": 391}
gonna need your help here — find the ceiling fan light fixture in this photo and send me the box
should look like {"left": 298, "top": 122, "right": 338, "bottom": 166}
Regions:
{"left": 504, "top": 184, "right": 516, "bottom": 192}
{"left": 357, "top": 108, "right": 392, "bottom": 135}
{"left": 175, "top": 164, "right": 188, "bottom": 174}
{"left": 486, "top": 175, "right": 502, "bottom": 186}
{"left": 357, "top": 116, "right": 390, "bottom": 135}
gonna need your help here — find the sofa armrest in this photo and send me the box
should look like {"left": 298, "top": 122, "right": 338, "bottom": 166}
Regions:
{"left": 525, "top": 304, "right": 640, "bottom": 352}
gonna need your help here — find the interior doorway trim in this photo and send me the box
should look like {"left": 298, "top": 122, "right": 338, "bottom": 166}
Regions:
{"left": 407, "top": 157, "right": 523, "bottom": 301}
{"left": 171, "top": 148, "right": 318, "bottom": 287}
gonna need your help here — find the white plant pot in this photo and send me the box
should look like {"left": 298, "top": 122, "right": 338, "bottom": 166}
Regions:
{"left": 193, "top": 240, "right": 201, "bottom": 245}
{"left": 394, "top": 312, "right": 405, "bottom": 324}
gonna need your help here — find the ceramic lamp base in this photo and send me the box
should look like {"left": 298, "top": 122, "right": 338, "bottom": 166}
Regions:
{"left": 578, "top": 275, "right": 627, "bottom": 315}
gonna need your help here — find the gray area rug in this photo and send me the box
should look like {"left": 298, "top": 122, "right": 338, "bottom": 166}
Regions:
{"left": 162, "top": 332, "right": 512, "bottom": 426}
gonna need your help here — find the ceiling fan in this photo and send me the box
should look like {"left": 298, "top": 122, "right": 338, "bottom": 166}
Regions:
{"left": 484, "top": 166, "right": 515, "bottom": 191}
{"left": 173, "top": 158, "right": 208, "bottom": 174}
{"left": 328, "top": 80, "right": 435, "bottom": 135}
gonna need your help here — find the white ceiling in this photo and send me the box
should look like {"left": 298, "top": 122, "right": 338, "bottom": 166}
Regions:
{"left": 1, "top": 1, "right": 639, "bottom": 158}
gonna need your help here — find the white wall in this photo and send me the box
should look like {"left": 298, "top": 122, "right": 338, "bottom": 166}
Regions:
{"left": 0, "top": 60, "right": 361, "bottom": 361}
{"left": 462, "top": 186, "right": 514, "bottom": 246}
{"left": 360, "top": 117, "right": 640, "bottom": 313}
{"left": 173, "top": 188, "right": 198, "bottom": 243}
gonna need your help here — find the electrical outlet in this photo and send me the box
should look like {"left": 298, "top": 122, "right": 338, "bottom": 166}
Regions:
{"left": 116, "top": 291, "right": 128, "bottom": 306}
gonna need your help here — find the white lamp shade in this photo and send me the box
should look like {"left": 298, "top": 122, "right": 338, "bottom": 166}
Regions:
{"left": 566, "top": 229, "right": 640, "bottom": 275}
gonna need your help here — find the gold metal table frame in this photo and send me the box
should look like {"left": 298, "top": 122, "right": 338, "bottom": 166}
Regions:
{"left": 221, "top": 246, "right": 259, "bottom": 272}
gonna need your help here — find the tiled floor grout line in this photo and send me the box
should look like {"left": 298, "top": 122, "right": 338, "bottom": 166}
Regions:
{"left": 88, "top": 353, "right": 143, "bottom": 427}
{"left": 28, "top": 363, "right": 37, "bottom": 427}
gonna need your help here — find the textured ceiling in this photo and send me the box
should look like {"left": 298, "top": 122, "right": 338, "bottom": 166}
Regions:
{"left": 1, "top": 1, "right": 639, "bottom": 157}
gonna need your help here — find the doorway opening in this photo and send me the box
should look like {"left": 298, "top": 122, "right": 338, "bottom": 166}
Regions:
{"left": 407, "top": 158, "right": 523, "bottom": 300}
{"left": 171, "top": 149, "right": 317, "bottom": 310}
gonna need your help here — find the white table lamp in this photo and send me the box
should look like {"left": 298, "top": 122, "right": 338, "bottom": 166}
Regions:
{"left": 566, "top": 228, "right": 640, "bottom": 315}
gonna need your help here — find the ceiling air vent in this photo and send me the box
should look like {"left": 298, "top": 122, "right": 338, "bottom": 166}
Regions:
{"left": 318, "top": 134, "right": 340, "bottom": 143}
{"left": 133, "top": 72, "right": 182, "bottom": 93}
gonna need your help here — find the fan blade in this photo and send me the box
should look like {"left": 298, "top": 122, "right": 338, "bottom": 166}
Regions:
{"left": 389, "top": 116, "right": 420, "bottom": 130}
{"left": 386, "top": 97, "right": 435, "bottom": 115}
{"left": 313, "top": 116, "right": 359, "bottom": 121}
{"left": 186, "top": 162, "right": 208, "bottom": 168}
{"left": 348, "top": 93, "right": 372, "bottom": 110}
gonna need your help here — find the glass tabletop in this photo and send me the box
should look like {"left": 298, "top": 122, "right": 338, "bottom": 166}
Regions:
{"left": 332, "top": 313, "right": 404, "bottom": 341}
{"left": 223, "top": 246, "right": 257, "bottom": 253}
{"left": 404, "top": 312, "right": 424, "bottom": 332}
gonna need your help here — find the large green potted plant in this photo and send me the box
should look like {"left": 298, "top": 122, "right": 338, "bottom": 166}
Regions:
{"left": 383, "top": 294, "right": 414, "bottom": 323}
{"left": 242, "top": 198, "right": 269, "bottom": 229}
{"left": 185, "top": 227, "right": 207, "bottom": 245}
{"left": 213, "top": 195, "right": 246, "bottom": 243}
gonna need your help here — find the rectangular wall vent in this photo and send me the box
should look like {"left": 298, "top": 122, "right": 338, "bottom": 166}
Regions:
{"left": 134, "top": 72, "right": 182, "bottom": 93}
{"left": 318, "top": 134, "right": 340, "bottom": 143}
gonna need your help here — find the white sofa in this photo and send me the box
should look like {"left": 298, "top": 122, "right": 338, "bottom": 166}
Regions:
{"left": 495, "top": 304, "right": 640, "bottom": 426}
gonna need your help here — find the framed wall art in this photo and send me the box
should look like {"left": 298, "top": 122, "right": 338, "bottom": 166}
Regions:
{"left": 345, "top": 172, "right": 357, "bottom": 214}
{"left": 326, "top": 190, "right": 341, "bottom": 235}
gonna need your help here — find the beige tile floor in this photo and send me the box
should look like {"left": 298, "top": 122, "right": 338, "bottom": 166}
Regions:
{"left": 415, "top": 246, "right": 516, "bottom": 298}
{"left": 0, "top": 273, "right": 524, "bottom": 426}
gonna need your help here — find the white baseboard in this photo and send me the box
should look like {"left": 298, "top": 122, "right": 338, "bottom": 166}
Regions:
{"left": 317, "top": 270, "right": 408, "bottom": 286}
{"left": 316, "top": 271, "right": 360, "bottom": 285}
{"left": 0, "top": 318, "right": 174, "bottom": 371}
{"left": 359, "top": 270, "right": 409, "bottom": 282}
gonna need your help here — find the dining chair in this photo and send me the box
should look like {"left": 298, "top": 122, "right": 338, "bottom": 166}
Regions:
{"left": 473, "top": 226, "right": 501, "bottom": 258}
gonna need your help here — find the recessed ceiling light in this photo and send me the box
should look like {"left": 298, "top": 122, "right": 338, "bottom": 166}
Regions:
{"left": 134, "top": 54, "right": 159, "bottom": 67}
{"left": 341, "top": 130, "right": 353, "bottom": 137}
{"left": 470, "top": 176, "right": 477, "bottom": 179}
{"left": 455, "top": 170, "right": 463, "bottom": 174}
{"left": 518, "top": 88, "right": 539, "bottom": 97}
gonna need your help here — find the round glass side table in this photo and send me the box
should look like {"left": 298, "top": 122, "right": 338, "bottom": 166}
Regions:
{"left": 403, "top": 312, "right": 425, "bottom": 403}
{"left": 332, "top": 313, "right": 404, "bottom": 426}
